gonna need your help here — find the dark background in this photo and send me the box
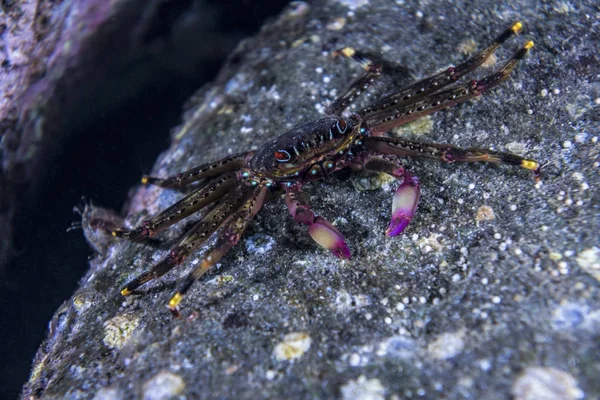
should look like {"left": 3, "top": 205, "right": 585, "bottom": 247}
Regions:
{"left": 0, "top": 1, "right": 290, "bottom": 398}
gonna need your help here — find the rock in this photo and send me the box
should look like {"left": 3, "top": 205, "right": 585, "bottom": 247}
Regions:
{"left": 22, "top": 1, "right": 600, "bottom": 399}
{"left": 0, "top": 0, "right": 250, "bottom": 273}
{"left": 512, "top": 367, "right": 584, "bottom": 400}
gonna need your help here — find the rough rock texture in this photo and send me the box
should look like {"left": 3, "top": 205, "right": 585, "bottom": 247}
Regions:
{"left": 0, "top": 0, "right": 239, "bottom": 272}
{"left": 23, "top": 1, "right": 599, "bottom": 399}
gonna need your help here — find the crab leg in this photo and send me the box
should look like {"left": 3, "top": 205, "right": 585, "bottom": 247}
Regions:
{"left": 167, "top": 185, "right": 269, "bottom": 313}
{"left": 359, "top": 22, "right": 524, "bottom": 118}
{"left": 141, "top": 152, "right": 252, "bottom": 188}
{"left": 366, "top": 136, "right": 540, "bottom": 181}
{"left": 357, "top": 157, "right": 421, "bottom": 236}
{"left": 365, "top": 41, "right": 533, "bottom": 134}
{"left": 120, "top": 185, "right": 252, "bottom": 295}
{"left": 366, "top": 40, "right": 534, "bottom": 133}
{"left": 113, "top": 172, "right": 238, "bottom": 241}
{"left": 326, "top": 48, "right": 383, "bottom": 115}
{"left": 285, "top": 184, "right": 351, "bottom": 259}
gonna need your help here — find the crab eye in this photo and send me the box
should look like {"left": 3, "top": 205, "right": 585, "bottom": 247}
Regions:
{"left": 332, "top": 118, "right": 348, "bottom": 137}
{"left": 274, "top": 149, "right": 294, "bottom": 163}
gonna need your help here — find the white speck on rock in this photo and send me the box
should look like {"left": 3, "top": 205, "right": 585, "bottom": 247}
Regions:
{"left": 245, "top": 234, "right": 275, "bottom": 255}
{"left": 512, "top": 367, "right": 584, "bottom": 400}
{"left": 142, "top": 371, "right": 185, "bottom": 400}
{"left": 274, "top": 332, "right": 312, "bottom": 361}
{"left": 506, "top": 141, "right": 527, "bottom": 155}
{"left": 381, "top": 335, "right": 416, "bottom": 359}
{"left": 479, "top": 359, "right": 492, "bottom": 371}
{"left": 266, "top": 370, "right": 277, "bottom": 380}
{"left": 428, "top": 330, "right": 465, "bottom": 360}
{"left": 417, "top": 233, "right": 444, "bottom": 253}
{"left": 326, "top": 17, "right": 347, "bottom": 30}
{"left": 102, "top": 313, "right": 140, "bottom": 350}
{"left": 576, "top": 247, "right": 600, "bottom": 281}
{"left": 341, "top": 375, "right": 385, "bottom": 400}
{"left": 476, "top": 205, "right": 495, "bottom": 223}
{"left": 334, "top": 0, "right": 370, "bottom": 10}
{"left": 93, "top": 387, "right": 122, "bottom": 400}
{"left": 349, "top": 353, "right": 361, "bottom": 366}
{"left": 552, "top": 302, "right": 587, "bottom": 331}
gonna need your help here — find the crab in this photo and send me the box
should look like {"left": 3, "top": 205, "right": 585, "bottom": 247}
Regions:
{"left": 113, "top": 22, "right": 540, "bottom": 314}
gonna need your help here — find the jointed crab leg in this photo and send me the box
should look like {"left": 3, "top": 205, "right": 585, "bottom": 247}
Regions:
{"left": 366, "top": 40, "right": 534, "bottom": 133}
{"left": 167, "top": 185, "right": 269, "bottom": 313}
{"left": 358, "top": 22, "right": 524, "bottom": 118}
{"left": 120, "top": 185, "right": 252, "bottom": 295}
{"left": 113, "top": 172, "right": 238, "bottom": 241}
{"left": 326, "top": 48, "right": 383, "bottom": 115}
{"left": 141, "top": 152, "right": 252, "bottom": 188}
{"left": 366, "top": 136, "right": 540, "bottom": 180}
{"left": 285, "top": 184, "right": 351, "bottom": 259}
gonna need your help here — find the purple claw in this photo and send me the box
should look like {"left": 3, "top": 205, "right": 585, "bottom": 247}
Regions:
{"left": 308, "top": 216, "right": 351, "bottom": 259}
{"left": 386, "top": 175, "right": 420, "bottom": 237}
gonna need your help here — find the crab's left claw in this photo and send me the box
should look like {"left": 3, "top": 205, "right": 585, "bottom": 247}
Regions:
{"left": 308, "top": 216, "right": 351, "bottom": 259}
{"left": 386, "top": 174, "right": 420, "bottom": 237}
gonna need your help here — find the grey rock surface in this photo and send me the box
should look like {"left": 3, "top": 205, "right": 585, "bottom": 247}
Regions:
{"left": 0, "top": 0, "right": 237, "bottom": 273}
{"left": 23, "top": 1, "right": 599, "bottom": 399}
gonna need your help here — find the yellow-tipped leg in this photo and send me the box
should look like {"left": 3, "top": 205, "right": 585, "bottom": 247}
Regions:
{"left": 168, "top": 292, "right": 183, "bottom": 310}
{"left": 524, "top": 40, "right": 534, "bottom": 50}
{"left": 337, "top": 47, "right": 356, "bottom": 58}
{"left": 141, "top": 176, "right": 150, "bottom": 185}
{"left": 521, "top": 159, "right": 539, "bottom": 171}
{"left": 511, "top": 21, "right": 523, "bottom": 34}
{"left": 120, "top": 287, "right": 132, "bottom": 296}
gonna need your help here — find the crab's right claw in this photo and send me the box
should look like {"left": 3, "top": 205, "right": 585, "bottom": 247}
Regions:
{"left": 386, "top": 175, "right": 420, "bottom": 237}
{"left": 308, "top": 216, "right": 351, "bottom": 259}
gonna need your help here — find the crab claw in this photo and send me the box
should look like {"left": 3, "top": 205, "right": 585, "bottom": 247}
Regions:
{"left": 386, "top": 175, "right": 420, "bottom": 237}
{"left": 308, "top": 216, "right": 351, "bottom": 259}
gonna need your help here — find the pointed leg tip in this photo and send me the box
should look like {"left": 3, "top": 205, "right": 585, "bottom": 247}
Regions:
{"left": 334, "top": 47, "right": 356, "bottom": 58}
{"left": 511, "top": 21, "right": 523, "bottom": 33}
{"left": 332, "top": 244, "right": 352, "bottom": 260}
{"left": 167, "top": 293, "right": 184, "bottom": 317}
{"left": 386, "top": 217, "right": 410, "bottom": 237}
{"left": 168, "top": 292, "right": 183, "bottom": 309}
{"left": 112, "top": 228, "right": 125, "bottom": 237}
